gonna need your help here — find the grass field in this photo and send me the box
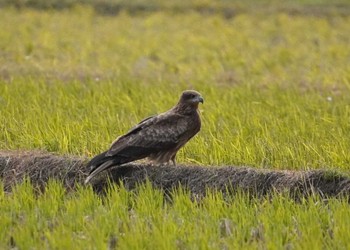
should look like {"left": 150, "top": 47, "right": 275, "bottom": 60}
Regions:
{"left": 1, "top": 1, "right": 350, "bottom": 249}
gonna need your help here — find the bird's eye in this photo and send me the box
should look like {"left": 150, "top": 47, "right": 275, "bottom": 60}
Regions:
{"left": 190, "top": 94, "right": 195, "bottom": 98}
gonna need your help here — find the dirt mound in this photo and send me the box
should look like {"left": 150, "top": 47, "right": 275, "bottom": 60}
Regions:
{"left": 1, "top": 150, "right": 349, "bottom": 200}
{"left": 0, "top": 150, "right": 87, "bottom": 191}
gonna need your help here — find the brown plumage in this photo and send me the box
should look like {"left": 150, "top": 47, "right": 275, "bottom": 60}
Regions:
{"left": 84, "top": 90, "right": 203, "bottom": 184}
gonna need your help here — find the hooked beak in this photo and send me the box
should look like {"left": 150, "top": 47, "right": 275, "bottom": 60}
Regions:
{"left": 196, "top": 96, "right": 204, "bottom": 104}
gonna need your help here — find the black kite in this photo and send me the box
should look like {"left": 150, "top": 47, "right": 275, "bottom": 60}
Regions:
{"left": 84, "top": 90, "right": 203, "bottom": 183}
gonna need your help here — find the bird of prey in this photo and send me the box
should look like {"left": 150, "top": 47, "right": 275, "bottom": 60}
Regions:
{"left": 84, "top": 90, "right": 204, "bottom": 184}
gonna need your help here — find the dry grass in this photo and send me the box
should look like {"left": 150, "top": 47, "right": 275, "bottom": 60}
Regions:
{"left": 1, "top": 150, "right": 349, "bottom": 201}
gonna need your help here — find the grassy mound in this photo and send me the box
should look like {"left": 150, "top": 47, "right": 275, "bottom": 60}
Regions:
{"left": 1, "top": 150, "right": 349, "bottom": 200}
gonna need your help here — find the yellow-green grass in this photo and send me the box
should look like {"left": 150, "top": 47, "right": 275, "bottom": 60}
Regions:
{"left": 2, "top": 78, "right": 350, "bottom": 169}
{"left": 1, "top": 7, "right": 350, "bottom": 169}
{"left": 1, "top": 180, "right": 350, "bottom": 249}
{"left": 1, "top": 5, "right": 350, "bottom": 249}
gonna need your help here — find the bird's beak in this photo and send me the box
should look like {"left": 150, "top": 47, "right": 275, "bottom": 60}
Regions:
{"left": 198, "top": 96, "right": 204, "bottom": 104}
{"left": 197, "top": 96, "right": 204, "bottom": 104}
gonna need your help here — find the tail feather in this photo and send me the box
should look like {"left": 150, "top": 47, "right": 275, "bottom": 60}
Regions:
{"left": 84, "top": 159, "right": 116, "bottom": 184}
{"left": 85, "top": 151, "right": 129, "bottom": 184}
{"left": 87, "top": 150, "right": 111, "bottom": 174}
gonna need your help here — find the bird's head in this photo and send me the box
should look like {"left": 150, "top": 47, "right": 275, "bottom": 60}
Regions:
{"left": 176, "top": 90, "right": 203, "bottom": 113}
{"left": 180, "top": 90, "right": 204, "bottom": 104}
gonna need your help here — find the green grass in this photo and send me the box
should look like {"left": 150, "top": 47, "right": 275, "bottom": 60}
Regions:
{"left": 1, "top": 2, "right": 350, "bottom": 249}
{"left": 1, "top": 7, "right": 350, "bottom": 169}
{"left": 1, "top": 180, "right": 350, "bottom": 249}
{"left": 2, "top": 79, "right": 350, "bottom": 169}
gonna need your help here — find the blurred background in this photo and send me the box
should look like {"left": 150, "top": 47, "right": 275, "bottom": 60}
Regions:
{"left": 0, "top": 0, "right": 350, "bottom": 169}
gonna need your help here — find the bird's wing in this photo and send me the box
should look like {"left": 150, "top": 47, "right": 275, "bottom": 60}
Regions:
{"left": 105, "top": 112, "right": 189, "bottom": 157}
{"left": 121, "top": 114, "right": 157, "bottom": 138}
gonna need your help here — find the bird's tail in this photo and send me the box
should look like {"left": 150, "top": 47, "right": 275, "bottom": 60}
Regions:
{"left": 84, "top": 151, "right": 126, "bottom": 184}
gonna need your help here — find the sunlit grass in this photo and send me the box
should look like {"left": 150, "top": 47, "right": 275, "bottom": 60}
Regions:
{"left": 1, "top": 180, "right": 350, "bottom": 249}
{"left": 1, "top": 78, "right": 350, "bottom": 169}
{"left": 0, "top": 6, "right": 350, "bottom": 169}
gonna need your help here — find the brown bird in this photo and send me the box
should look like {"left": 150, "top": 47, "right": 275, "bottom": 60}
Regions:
{"left": 84, "top": 90, "right": 204, "bottom": 183}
